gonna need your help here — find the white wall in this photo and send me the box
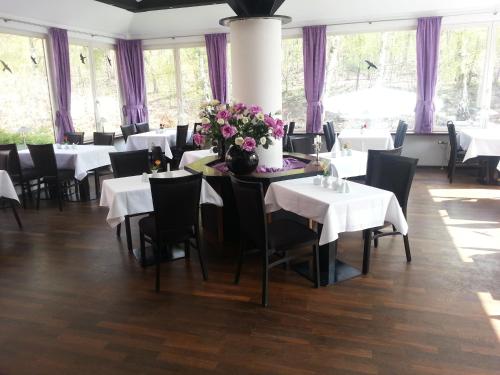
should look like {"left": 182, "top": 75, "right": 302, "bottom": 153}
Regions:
{"left": 401, "top": 134, "right": 450, "bottom": 167}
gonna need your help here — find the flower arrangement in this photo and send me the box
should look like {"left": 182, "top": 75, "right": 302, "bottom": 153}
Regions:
{"left": 151, "top": 159, "right": 162, "bottom": 172}
{"left": 193, "top": 100, "right": 285, "bottom": 155}
{"left": 63, "top": 136, "right": 69, "bottom": 145}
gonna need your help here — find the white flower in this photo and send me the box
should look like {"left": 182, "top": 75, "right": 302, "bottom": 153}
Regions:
{"left": 217, "top": 118, "right": 225, "bottom": 125}
{"left": 210, "top": 99, "right": 220, "bottom": 106}
{"left": 260, "top": 137, "right": 267, "bottom": 145}
{"left": 241, "top": 117, "right": 249, "bottom": 124}
{"left": 201, "top": 117, "right": 210, "bottom": 124}
{"left": 256, "top": 112, "right": 265, "bottom": 121}
{"left": 235, "top": 137, "right": 244, "bottom": 146}
{"left": 217, "top": 104, "right": 226, "bottom": 111}
{"left": 243, "top": 109, "right": 249, "bottom": 116}
{"left": 268, "top": 128, "right": 273, "bottom": 135}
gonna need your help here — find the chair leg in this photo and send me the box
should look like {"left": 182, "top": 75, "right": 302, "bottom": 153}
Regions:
{"left": 94, "top": 173, "right": 100, "bottom": 199}
{"left": 20, "top": 183, "right": 27, "bottom": 209}
{"left": 195, "top": 230, "right": 208, "bottom": 281}
{"left": 56, "top": 183, "right": 63, "bottom": 212}
{"left": 234, "top": 240, "right": 245, "bottom": 285}
{"left": 374, "top": 236, "right": 379, "bottom": 248}
{"left": 262, "top": 250, "right": 269, "bottom": 307}
{"left": 116, "top": 223, "right": 121, "bottom": 237}
{"left": 125, "top": 216, "right": 133, "bottom": 252}
{"left": 36, "top": 179, "right": 41, "bottom": 210}
{"left": 313, "top": 243, "right": 320, "bottom": 288}
{"left": 362, "top": 229, "right": 372, "bottom": 274}
{"left": 139, "top": 230, "right": 146, "bottom": 267}
{"left": 403, "top": 235, "right": 412, "bottom": 262}
{"left": 11, "top": 203, "right": 22, "bottom": 229}
{"left": 184, "top": 240, "right": 191, "bottom": 259}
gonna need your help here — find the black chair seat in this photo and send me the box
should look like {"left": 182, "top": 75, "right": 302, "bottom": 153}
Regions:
{"left": 139, "top": 216, "right": 194, "bottom": 243}
{"left": 43, "top": 169, "right": 75, "bottom": 182}
{"left": 10, "top": 168, "right": 40, "bottom": 184}
{"left": 268, "top": 220, "right": 317, "bottom": 251}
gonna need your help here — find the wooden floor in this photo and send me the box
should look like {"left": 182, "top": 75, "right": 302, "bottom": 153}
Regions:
{"left": 0, "top": 168, "right": 499, "bottom": 375}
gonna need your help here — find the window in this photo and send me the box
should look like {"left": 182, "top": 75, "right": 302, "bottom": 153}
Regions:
{"left": 93, "top": 47, "right": 122, "bottom": 134}
{"left": 282, "top": 38, "right": 307, "bottom": 130}
{"left": 179, "top": 46, "right": 211, "bottom": 124}
{"left": 436, "top": 26, "right": 488, "bottom": 128}
{"left": 144, "top": 49, "right": 178, "bottom": 128}
{"left": 488, "top": 26, "right": 500, "bottom": 127}
{"left": 0, "top": 32, "right": 54, "bottom": 144}
{"left": 324, "top": 30, "right": 417, "bottom": 131}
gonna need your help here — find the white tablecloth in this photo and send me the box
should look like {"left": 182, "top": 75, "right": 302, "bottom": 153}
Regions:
{"left": 100, "top": 170, "right": 223, "bottom": 227}
{"left": 459, "top": 129, "right": 500, "bottom": 170}
{"left": 18, "top": 145, "right": 116, "bottom": 181}
{"left": 318, "top": 150, "right": 368, "bottom": 178}
{"left": 338, "top": 129, "right": 394, "bottom": 151}
{"left": 265, "top": 176, "right": 408, "bottom": 246}
{"left": 179, "top": 149, "right": 216, "bottom": 169}
{"left": 0, "top": 170, "right": 19, "bottom": 203}
{"left": 125, "top": 129, "right": 193, "bottom": 159}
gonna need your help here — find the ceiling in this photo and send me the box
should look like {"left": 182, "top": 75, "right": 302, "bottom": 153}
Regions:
{"left": 94, "top": 0, "right": 226, "bottom": 13}
{"left": 0, "top": 0, "right": 498, "bottom": 40}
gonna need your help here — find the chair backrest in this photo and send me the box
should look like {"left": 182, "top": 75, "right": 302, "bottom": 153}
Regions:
{"left": 368, "top": 154, "right": 418, "bottom": 216}
{"left": 447, "top": 121, "right": 458, "bottom": 155}
{"left": 175, "top": 125, "right": 189, "bottom": 149}
{"left": 288, "top": 121, "right": 296, "bottom": 135}
{"left": 120, "top": 125, "right": 136, "bottom": 142}
{"left": 282, "top": 124, "right": 289, "bottom": 151}
{"left": 394, "top": 120, "right": 408, "bottom": 149}
{"left": 290, "top": 135, "right": 315, "bottom": 154}
{"left": 64, "top": 132, "right": 84, "bottom": 145}
{"left": 230, "top": 176, "right": 268, "bottom": 250}
{"left": 150, "top": 173, "right": 202, "bottom": 236}
{"left": 326, "top": 121, "right": 336, "bottom": 146}
{"left": 365, "top": 146, "right": 403, "bottom": 185}
{"left": 135, "top": 122, "right": 150, "bottom": 133}
{"left": 0, "top": 144, "right": 21, "bottom": 176}
{"left": 0, "top": 150, "right": 11, "bottom": 171}
{"left": 323, "top": 124, "right": 334, "bottom": 152}
{"left": 151, "top": 146, "right": 167, "bottom": 171}
{"left": 109, "top": 150, "right": 150, "bottom": 178}
{"left": 93, "top": 132, "right": 115, "bottom": 146}
{"left": 27, "top": 144, "right": 58, "bottom": 178}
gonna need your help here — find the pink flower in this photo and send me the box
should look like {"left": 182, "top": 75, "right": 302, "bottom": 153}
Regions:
{"left": 221, "top": 124, "right": 237, "bottom": 139}
{"left": 202, "top": 123, "right": 212, "bottom": 132}
{"left": 273, "top": 126, "right": 285, "bottom": 139}
{"left": 276, "top": 119, "right": 284, "bottom": 128}
{"left": 217, "top": 109, "right": 230, "bottom": 120}
{"left": 248, "top": 105, "right": 263, "bottom": 115}
{"left": 264, "top": 115, "right": 276, "bottom": 128}
{"left": 233, "top": 103, "right": 247, "bottom": 113}
{"left": 193, "top": 133, "right": 205, "bottom": 146}
{"left": 242, "top": 137, "right": 256, "bottom": 152}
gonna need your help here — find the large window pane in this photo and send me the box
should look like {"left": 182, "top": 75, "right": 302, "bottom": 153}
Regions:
{"left": 489, "top": 27, "right": 500, "bottom": 127}
{"left": 179, "top": 46, "right": 211, "bottom": 124}
{"left": 0, "top": 33, "right": 54, "bottom": 144}
{"left": 144, "top": 49, "right": 177, "bottom": 128}
{"left": 324, "top": 31, "right": 417, "bottom": 131}
{"left": 282, "top": 38, "right": 307, "bottom": 130}
{"left": 69, "top": 44, "right": 95, "bottom": 138}
{"left": 436, "top": 27, "right": 488, "bottom": 128}
{"left": 93, "top": 47, "right": 122, "bottom": 134}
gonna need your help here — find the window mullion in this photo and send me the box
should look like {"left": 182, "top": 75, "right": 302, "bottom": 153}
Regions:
{"left": 479, "top": 22, "right": 496, "bottom": 128}
{"left": 87, "top": 44, "right": 100, "bottom": 132}
{"left": 174, "top": 47, "right": 183, "bottom": 123}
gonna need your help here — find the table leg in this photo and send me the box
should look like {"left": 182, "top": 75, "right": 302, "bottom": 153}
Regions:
{"left": 125, "top": 216, "right": 133, "bottom": 252}
{"left": 78, "top": 177, "right": 91, "bottom": 201}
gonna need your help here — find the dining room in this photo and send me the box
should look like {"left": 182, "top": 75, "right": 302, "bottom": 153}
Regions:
{"left": 0, "top": 0, "right": 499, "bottom": 374}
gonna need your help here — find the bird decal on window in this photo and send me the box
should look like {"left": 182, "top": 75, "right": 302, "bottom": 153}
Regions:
{"left": 365, "top": 60, "right": 378, "bottom": 70}
{"left": 30, "top": 56, "right": 38, "bottom": 65}
{"left": 107, "top": 56, "right": 112, "bottom": 66}
{"left": 0, "top": 59, "right": 12, "bottom": 73}
{"left": 80, "top": 53, "right": 87, "bottom": 64}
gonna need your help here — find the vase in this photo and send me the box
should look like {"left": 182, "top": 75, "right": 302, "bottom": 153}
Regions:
{"left": 213, "top": 137, "right": 227, "bottom": 161}
{"left": 225, "top": 145, "right": 259, "bottom": 175}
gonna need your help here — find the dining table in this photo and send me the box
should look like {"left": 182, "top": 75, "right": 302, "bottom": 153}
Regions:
{"left": 18, "top": 144, "right": 116, "bottom": 201}
{"left": 265, "top": 176, "right": 408, "bottom": 286}
{"left": 338, "top": 128, "right": 394, "bottom": 151}
{"left": 179, "top": 149, "right": 217, "bottom": 169}
{"left": 318, "top": 149, "right": 368, "bottom": 179}
{"left": 100, "top": 169, "right": 223, "bottom": 265}
{"left": 125, "top": 128, "right": 193, "bottom": 159}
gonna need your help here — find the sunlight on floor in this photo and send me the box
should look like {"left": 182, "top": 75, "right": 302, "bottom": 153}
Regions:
{"left": 478, "top": 292, "right": 500, "bottom": 343}
{"left": 429, "top": 188, "right": 500, "bottom": 263}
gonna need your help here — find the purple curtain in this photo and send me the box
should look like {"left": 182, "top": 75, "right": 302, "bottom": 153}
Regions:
{"left": 205, "top": 33, "right": 228, "bottom": 103}
{"left": 116, "top": 39, "right": 148, "bottom": 124}
{"left": 415, "top": 17, "right": 442, "bottom": 133}
{"left": 303, "top": 25, "right": 327, "bottom": 133}
{"left": 48, "top": 28, "right": 74, "bottom": 143}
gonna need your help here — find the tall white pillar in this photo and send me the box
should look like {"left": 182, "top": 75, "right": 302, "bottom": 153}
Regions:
{"left": 226, "top": 17, "right": 285, "bottom": 168}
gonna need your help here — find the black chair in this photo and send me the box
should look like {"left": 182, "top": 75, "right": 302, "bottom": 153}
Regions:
{"left": 0, "top": 150, "right": 22, "bottom": 229}
{"left": 171, "top": 125, "right": 189, "bottom": 168}
{"left": 91, "top": 132, "right": 115, "bottom": 198}
{"left": 363, "top": 154, "right": 418, "bottom": 274}
{"left": 120, "top": 125, "right": 136, "bottom": 142}
{"left": 288, "top": 121, "right": 296, "bottom": 136}
{"left": 151, "top": 146, "right": 168, "bottom": 172}
{"left": 290, "top": 135, "right": 315, "bottom": 154}
{"left": 231, "top": 177, "right": 320, "bottom": 307}
{"left": 64, "top": 132, "right": 85, "bottom": 145}
{"left": 139, "top": 173, "right": 207, "bottom": 291}
{"left": 446, "top": 121, "right": 482, "bottom": 183}
{"left": 135, "top": 122, "right": 150, "bottom": 133}
{"left": 109, "top": 150, "right": 151, "bottom": 248}
{"left": 282, "top": 124, "right": 289, "bottom": 152}
{"left": 323, "top": 122, "right": 336, "bottom": 152}
{"left": 394, "top": 120, "right": 408, "bottom": 149}
{"left": 365, "top": 147, "right": 403, "bottom": 186}
{"left": 184, "top": 123, "right": 200, "bottom": 151}
{"left": 27, "top": 144, "right": 76, "bottom": 211}
{"left": 0, "top": 143, "right": 39, "bottom": 207}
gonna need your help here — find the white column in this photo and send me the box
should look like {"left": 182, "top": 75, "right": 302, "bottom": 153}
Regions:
{"left": 229, "top": 18, "right": 283, "bottom": 168}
